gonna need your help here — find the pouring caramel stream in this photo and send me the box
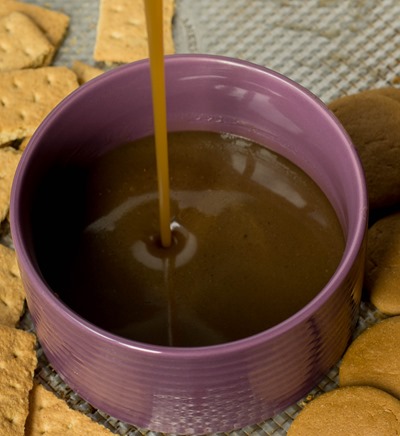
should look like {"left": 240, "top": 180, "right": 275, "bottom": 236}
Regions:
{"left": 144, "top": 0, "right": 171, "bottom": 248}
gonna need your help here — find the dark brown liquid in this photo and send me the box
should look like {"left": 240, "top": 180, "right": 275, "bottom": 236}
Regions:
{"left": 33, "top": 131, "right": 344, "bottom": 347}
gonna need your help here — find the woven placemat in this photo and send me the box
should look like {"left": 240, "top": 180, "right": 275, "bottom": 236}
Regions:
{"left": 7, "top": 0, "right": 400, "bottom": 434}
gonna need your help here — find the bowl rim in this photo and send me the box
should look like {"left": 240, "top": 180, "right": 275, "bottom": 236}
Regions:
{"left": 10, "top": 53, "right": 368, "bottom": 358}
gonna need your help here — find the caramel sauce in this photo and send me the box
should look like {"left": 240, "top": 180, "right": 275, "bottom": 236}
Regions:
{"left": 33, "top": 131, "right": 345, "bottom": 347}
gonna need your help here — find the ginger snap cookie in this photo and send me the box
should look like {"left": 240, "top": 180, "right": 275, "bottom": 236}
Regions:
{"left": 288, "top": 385, "right": 400, "bottom": 435}
{"left": 339, "top": 316, "right": 400, "bottom": 398}
{"left": 363, "top": 86, "right": 400, "bottom": 104}
{"left": 365, "top": 212, "right": 400, "bottom": 315}
{"left": 329, "top": 89, "right": 400, "bottom": 210}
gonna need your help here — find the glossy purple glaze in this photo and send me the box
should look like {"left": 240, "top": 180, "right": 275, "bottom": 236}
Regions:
{"left": 10, "top": 55, "right": 367, "bottom": 434}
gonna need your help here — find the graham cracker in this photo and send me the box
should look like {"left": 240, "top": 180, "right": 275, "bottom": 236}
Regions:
{"left": 0, "top": 325, "right": 37, "bottom": 436}
{"left": 0, "top": 147, "right": 22, "bottom": 223}
{"left": 18, "top": 135, "right": 31, "bottom": 152}
{"left": 0, "top": 243, "right": 25, "bottom": 328}
{"left": 94, "top": 0, "right": 175, "bottom": 64}
{"left": 72, "top": 60, "right": 104, "bottom": 85}
{"left": 26, "top": 384, "right": 113, "bottom": 435}
{"left": 0, "top": 12, "right": 55, "bottom": 71}
{"left": 0, "top": 0, "right": 69, "bottom": 60}
{"left": 0, "top": 67, "right": 79, "bottom": 146}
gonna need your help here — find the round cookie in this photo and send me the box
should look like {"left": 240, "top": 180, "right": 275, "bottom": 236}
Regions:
{"left": 288, "top": 386, "right": 400, "bottom": 435}
{"left": 365, "top": 212, "right": 400, "bottom": 314}
{"left": 339, "top": 316, "right": 400, "bottom": 398}
{"left": 364, "top": 86, "right": 400, "bottom": 104}
{"left": 329, "top": 90, "right": 400, "bottom": 210}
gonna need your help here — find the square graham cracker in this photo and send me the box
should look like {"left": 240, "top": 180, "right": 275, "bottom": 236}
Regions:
{"left": 0, "top": 12, "right": 55, "bottom": 71}
{"left": 94, "top": 0, "right": 175, "bottom": 64}
{"left": 26, "top": 384, "right": 113, "bottom": 435}
{"left": 18, "top": 135, "right": 31, "bottom": 152}
{"left": 72, "top": 60, "right": 104, "bottom": 84}
{"left": 0, "top": 325, "right": 37, "bottom": 436}
{"left": 0, "top": 0, "right": 69, "bottom": 57}
{"left": 0, "top": 67, "right": 79, "bottom": 146}
{"left": 0, "top": 243, "right": 25, "bottom": 328}
{"left": 0, "top": 147, "right": 21, "bottom": 223}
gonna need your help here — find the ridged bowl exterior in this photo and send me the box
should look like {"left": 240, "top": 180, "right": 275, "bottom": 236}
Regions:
{"left": 11, "top": 55, "right": 367, "bottom": 434}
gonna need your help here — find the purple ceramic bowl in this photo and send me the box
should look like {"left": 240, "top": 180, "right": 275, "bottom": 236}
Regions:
{"left": 11, "top": 55, "right": 367, "bottom": 434}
